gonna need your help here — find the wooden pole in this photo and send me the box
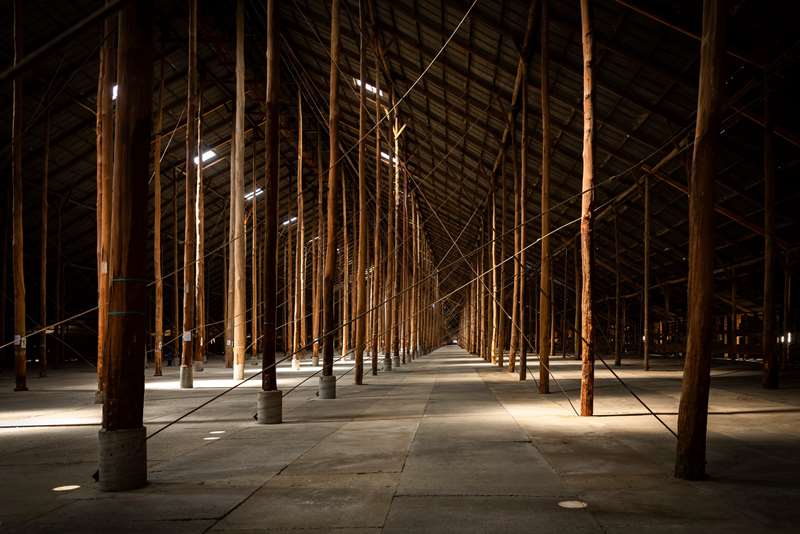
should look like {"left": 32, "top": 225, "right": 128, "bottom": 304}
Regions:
{"left": 355, "top": 6, "right": 367, "bottom": 384}
{"left": 313, "top": 136, "right": 324, "bottom": 366}
{"left": 371, "top": 55, "right": 382, "bottom": 374}
{"left": 728, "top": 268, "right": 736, "bottom": 359}
{"left": 538, "top": 0, "right": 551, "bottom": 392}
{"left": 762, "top": 73, "right": 778, "bottom": 389}
{"left": 579, "top": 0, "right": 595, "bottom": 416}
{"left": 518, "top": 63, "right": 528, "bottom": 380}
{"left": 782, "top": 263, "right": 791, "bottom": 369}
{"left": 39, "top": 115, "right": 50, "bottom": 377}
{"left": 614, "top": 208, "right": 622, "bottom": 366}
{"left": 180, "top": 0, "right": 198, "bottom": 388}
{"left": 153, "top": 56, "right": 165, "bottom": 377}
{"left": 173, "top": 170, "right": 181, "bottom": 366}
{"left": 562, "top": 250, "right": 568, "bottom": 357}
{"left": 12, "top": 0, "right": 27, "bottom": 392}
{"left": 100, "top": 0, "right": 153, "bottom": 490}
{"left": 509, "top": 122, "right": 520, "bottom": 372}
{"left": 195, "top": 94, "right": 206, "bottom": 373}
{"left": 675, "top": 0, "right": 726, "bottom": 480}
{"left": 341, "top": 175, "right": 350, "bottom": 359}
{"left": 251, "top": 144, "right": 259, "bottom": 363}
{"left": 95, "top": 10, "right": 114, "bottom": 400}
{"left": 262, "top": 0, "right": 279, "bottom": 393}
{"left": 643, "top": 173, "right": 651, "bottom": 370}
{"left": 231, "top": 0, "right": 247, "bottom": 380}
{"left": 390, "top": 113, "right": 403, "bottom": 368}
{"left": 322, "top": 0, "right": 340, "bottom": 389}
{"left": 293, "top": 91, "right": 305, "bottom": 369}
{"left": 497, "top": 149, "right": 507, "bottom": 367}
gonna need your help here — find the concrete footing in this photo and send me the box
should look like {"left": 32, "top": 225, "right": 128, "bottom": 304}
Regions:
{"left": 392, "top": 355, "right": 401, "bottom": 368}
{"left": 193, "top": 360, "right": 204, "bottom": 372}
{"left": 256, "top": 390, "right": 283, "bottom": 424}
{"left": 318, "top": 375, "right": 336, "bottom": 399}
{"left": 179, "top": 365, "right": 193, "bottom": 388}
{"left": 98, "top": 427, "right": 147, "bottom": 492}
{"left": 384, "top": 355, "right": 393, "bottom": 371}
{"left": 311, "top": 355, "right": 319, "bottom": 366}
{"left": 291, "top": 357, "right": 301, "bottom": 370}
{"left": 233, "top": 362, "right": 245, "bottom": 380}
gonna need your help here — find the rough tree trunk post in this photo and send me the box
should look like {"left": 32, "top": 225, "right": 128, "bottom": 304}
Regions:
{"left": 371, "top": 55, "right": 382, "bottom": 375}
{"left": 574, "top": 243, "right": 581, "bottom": 356}
{"left": 341, "top": 176, "right": 350, "bottom": 359}
{"left": 538, "top": 0, "right": 551, "bottom": 392}
{"left": 180, "top": 0, "right": 198, "bottom": 389}
{"left": 98, "top": 0, "right": 153, "bottom": 491}
{"left": 39, "top": 115, "right": 49, "bottom": 377}
{"left": 321, "top": 0, "right": 340, "bottom": 398}
{"left": 497, "top": 150, "right": 507, "bottom": 367}
{"left": 195, "top": 95, "right": 206, "bottom": 373}
{"left": 354, "top": 7, "right": 367, "bottom": 384}
{"left": 643, "top": 173, "right": 651, "bottom": 370}
{"left": 579, "top": 0, "right": 596, "bottom": 416}
{"left": 258, "top": 0, "right": 281, "bottom": 423}
{"left": 232, "top": 0, "right": 247, "bottom": 381}
{"left": 313, "top": 136, "right": 324, "bottom": 367}
{"left": 95, "top": 11, "right": 114, "bottom": 401}
{"left": 293, "top": 91, "right": 305, "bottom": 370}
{"left": 12, "top": 0, "right": 27, "bottom": 392}
{"left": 675, "top": 0, "right": 726, "bottom": 480}
{"left": 518, "top": 63, "right": 528, "bottom": 380}
{"left": 509, "top": 124, "right": 520, "bottom": 372}
{"left": 251, "top": 144, "right": 259, "bottom": 363}
{"left": 153, "top": 56, "right": 164, "bottom": 377}
{"left": 391, "top": 114, "right": 404, "bottom": 369}
{"left": 762, "top": 73, "right": 778, "bottom": 389}
{"left": 173, "top": 170, "right": 181, "bottom": 366}
{"left": 614, "top": 208, "right": 622, "bottom": 366}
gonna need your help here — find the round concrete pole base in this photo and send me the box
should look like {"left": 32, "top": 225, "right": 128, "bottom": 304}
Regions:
{"left": 233, "top": 362, "right": 245, "bottom": 380}
{"left": 318, "top": 375, "right": 336, "bottom": 399}
{"left": 179, "top": 365, "right": 193, "bottom": 388}
{"left": 392, "top": 355, "right": 401, "bottom": 368}
{"left": 256, "top": 390, "right": 283, "bottom": 424}
{"left": 384, "top": 356, "right": 393, "bottom": 371}
{"left": 193, "top": 361, "right": 204, "bottom": 373}
{"left": 311, "top": 355, "right": 319, "bottom": 367}
{"left": 291, "top": 357, "right": 301, "bottom": 370}
{"left": 98, "top": 427, "right": 147, "bottom": 492}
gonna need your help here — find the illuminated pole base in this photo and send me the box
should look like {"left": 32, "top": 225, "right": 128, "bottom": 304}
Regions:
{"left": 233, "top": 362, "right": 245, "bottom": 380}
{"left": 256, "top": 390, "right": 283, "bottom": 424}
{"left": 312, "top": 355, "right": 319, "bottom": 366}
{"left": 193, "top": 360, "right": 204, "bottom": 373}
{"left": 98, "top": 427, "right": 147, "bottom": 492}
{"left": 384, "top": 355, "right": 393, "bottom": 371}
{"left": 179, "top": 365, "right": 193, "bottom": 388}
{"left": 392, "top": 354, "right": 401, "bottom": 368}
{"left": 318, "top": 375, "right": 336, "bottom": 399}
{"left": 291, "top": 356, "right": 301, "bottom": 370}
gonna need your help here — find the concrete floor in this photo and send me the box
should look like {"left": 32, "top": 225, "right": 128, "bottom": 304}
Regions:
{"left": 0, "top": 346, "right": 798, "bottom": 533}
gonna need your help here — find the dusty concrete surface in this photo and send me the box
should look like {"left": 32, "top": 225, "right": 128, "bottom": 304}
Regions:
{"left": 0, "top": 346, "right": 798, "bottom": 532}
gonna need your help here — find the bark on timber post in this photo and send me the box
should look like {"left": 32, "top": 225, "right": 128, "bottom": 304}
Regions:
{"left": 497, "top": 150, "right": 507, "bottom": 367}
{"left": 153, "top": 57, "right": 165, "bottom": 377}
{"left": 95, "top": 11, "right": 114, "bottom": 401}
{"left": 12, "top": 0, "right": 27, "bottom": 391}
{"left": 341, "top": 176, "right": 350, "bottom": 360}
{"left": 574, "top": 243, "right": 581, "bottom": 356}
{"left": 195, "top": 96, "right": 206, "bottom": 373}
{"left": 579, "top": 0, "right": 595, "bottom": 416}
{"left": 675, "top": 0, "right": 726, "bottom": 480}
{"left": 313, "top": 136, "right": 323, "bottom": 366}
{"left": 384, "top": 108, "right": 396, "bottom": 372}
{"left": 251, "top": 145, "right": 258, "bottom": 363}
{"left": 259, "top": 0, "right": 281, "bottom": 423}
{"left": 321, "top": 0, "right": 340, "bottom": 398}
{"left": 518, "top": 63, "right": 528, "bottom": 381}
{"left": 354, "top": 7, "right": 368, "bottom": 384}
{"left": 762, "top": 73, "right": 779, "bottom": 389}
{"left": 490, "top": 174, "right": 498, "bottom": 364}
{"left": 98, "top": 0, "right": 153, "bottom": 491}
{"left": 232, "top": 0, "right": 247, "bottom": 381}
{"left": 180, "top": 0, "right": 199, "bottom": 389}
{"left": 39, "top": 115, "right": 49, "bottom": 377}
{"left": 614, "top": 208, "right": 622, "bottom": 366}
{"left": 293, "top": 92, "right": 305, "bottom": 370}
{"left": 390, "top": 115, "right": 404, "bottom": 369}
{"left": 371, "top": 56, "right": 382, "bottom": 374}
{"left": 508, "top": 124, "right": 520, "bottom": 372}
{"left": 538, "top": 0, "right": 551, "bottom": 392}
{"left": 173, "top": 170, "right": 181, "bottom": 366}
{"left": 643, "top": 173, "right": 651, "bottom": 371}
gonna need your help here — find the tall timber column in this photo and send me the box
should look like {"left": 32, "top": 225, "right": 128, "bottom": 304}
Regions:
{"left": 371, "top": 58, "right": 383, "bottom": 375}
{"left": 643, "top": 173, "right": 651, "bottom": 370}
{"left": 538, "top": 0, "right": 551, "bottom": 392}
{"left": 313, "top": 138, "right": 324, "bottom": 366}
{"left": 497, "top": 151, "right": 507, "bottom": 367}
{"left": 614, "top": 208, "right": 622, "bottom": 366}
{"left": 490, "top": 175, "right": 499, "bottom": 364}
{"left": 321, "top": 0, "right": 341, "bottom": 398}
{"left": 579, "top": 0, "right": 596, "bottom": 416}
{"left": 518, "top": 61, "right": 528, "bottom": 381}
{"left": 354, "top": 12, "right": 368, "bottom": 384}
{"left": 195, "top": 99, "right": 206, "bottom": 373}
{"left": 98, "top": 0, "right": 153, "bottom": 490}
{"left": 251, "top": 146, "right": 259, "bottom": 363}
{"left": 95, "top": 12, "right": 114, "bottom": 401}
{"left": 180, "top": 0, "right": 199, "bottom": 389}
{"left": 292, "top": 92, "right": 305, "bottom": 370}
{"left": 762, "top": 75, "right": 778, "bottom": 389}
{"left": 258, "top": 0, "right": 282, "bottom": 424}
{"left": 508, "top": 126, "right": 520, "bottom": 372}
{"left": 675, "top": 0, "right": 726, "bottom": 479}
{"left": 153, "top": 58, "right": 165, "bottom": 376}
{"left": 39, "top": 116, "right": 50, "bottom": 377}
{"left": 12, "top": 0, "right": 27, "bottom": 392}
{"left": 341, "top": 178, "right": 350, "bottom": 359}
{"left": 391, "top": 115, "right": 405, "bottom": 369}
{"left": 232, "top": 0, "right": 247, "bottom": 380}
